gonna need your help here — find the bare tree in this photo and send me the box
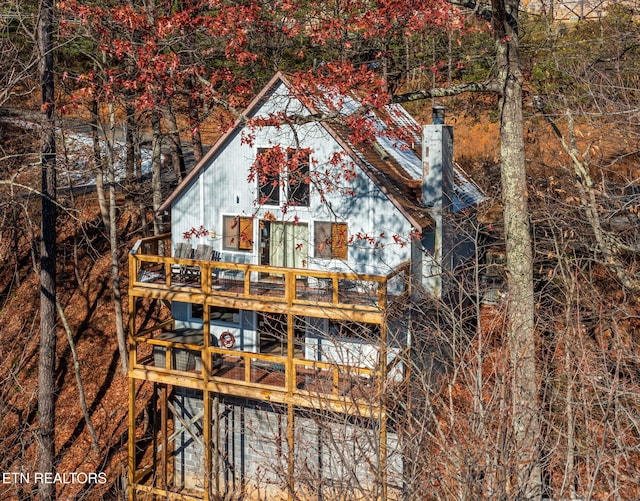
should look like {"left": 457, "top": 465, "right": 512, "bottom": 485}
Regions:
{"left": 37, "top": 0, "right": 57, "bottom": 496}
{"left": 0, "top": 0, "right": 38, "bottom": 108}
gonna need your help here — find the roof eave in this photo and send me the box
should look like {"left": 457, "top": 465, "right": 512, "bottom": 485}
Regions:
{"left": 158, "top": 72, "right": 290, "bottom": 213}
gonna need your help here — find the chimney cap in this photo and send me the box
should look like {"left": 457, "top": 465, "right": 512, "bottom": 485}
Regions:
{"left": 432, "top": 106, "right": 445, "bottom": 125}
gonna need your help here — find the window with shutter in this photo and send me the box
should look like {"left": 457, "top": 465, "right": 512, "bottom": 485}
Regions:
{"left": 223, "top": 215, "right": 254, "bottom": 251}
{"left": 332, "top": 223, "right": 348, "bottom": 259}
{"left": 314, "top": 222, "right": 348, "bottom": 259}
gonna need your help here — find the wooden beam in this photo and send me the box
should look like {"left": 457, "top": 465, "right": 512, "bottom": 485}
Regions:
{"left": 287, "top": 402, "right": 294, "bottom": 501}
{"left": 129, "top": 287, "right": 385, "bottom": 324}
{"left": 380, "top": 322, "right": 388, "bottom": 501}
{"left": 213, "top": 395, "right": 220, "bottom": 495}
{"left": 129, "top": 368, "right": 380, "bottom": 418}
{"left": 286, "top": 313, "right": 295, "bottom": 500}
{"left": 161, "top": 384, "right": 168, "bottom": 490}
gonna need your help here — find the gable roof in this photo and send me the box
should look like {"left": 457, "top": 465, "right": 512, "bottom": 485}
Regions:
{"left": 159, "top": 72, "right": 485, "bottom": 231}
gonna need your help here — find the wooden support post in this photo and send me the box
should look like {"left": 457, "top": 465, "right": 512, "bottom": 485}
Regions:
{"left": 128, "top": 377, "right": 136, "bottom": 501}
{"left": 287, "top": 402, "right": 295, "bottom": 501}
{"left": 286, "top": 313, "right": 294, "bottom": 394}
{"left": 202, "top": 262, "right": 211, "bottom": 294}
{"left": 213, "top": 395, "right": 220, "bottom": 495}
{"left": 287, "top": 313, "right": 295, "bottom": 501}
{"left": 128, "top": 293, "right": 137, "bottom": 501}
{"left": 128, "top": 295, "right": 137, "bottom": 369}
{"left": 203, "top": 304, "right": 211, "bottom": 501}
{"left": 378, "top": 281, "right": 387, "bottom": 310}
{"left": 379, "top": 322, "right": 388, "bottom": 501}
{"left": 285, "top": 270, "right": 295, "bottom": 306}
{"left": 380, "top": 408, "right": 388, "bottom": 501}
{"left": 245, "top": 356, "right": 252, "bottom": 383}
{"left": 204, "top": 390, "right": 211, "bottom": 501}
{"left": 151, "top": 387, "right": 157, "bottom": 486}
{"left": 243, "top": 266, "right": 251, "bottom": 295}
{"left": 161, "top": 384, "right": 168, "bottom": 490}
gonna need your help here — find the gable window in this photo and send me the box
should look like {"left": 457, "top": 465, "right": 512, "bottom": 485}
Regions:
{"left": 314, "top": 222, "right": 348, "bottom": 259}
{"left": 223, "top": 215, "right": 254, "bottom": 251}
{"left": 257, "top": 148, "right": 281, "bottom": 206}
{"left": 256, "top": 147, "right": 310, "bottom": 207}
{"left": 287, "top": 150, "right": 310, "bottom": 207}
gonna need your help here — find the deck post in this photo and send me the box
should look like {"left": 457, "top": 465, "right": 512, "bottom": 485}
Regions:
{"left": 213, "top": 395, "right": 220, "bottom": 494}
{"left": 287, "top": 312, "right": 295, "bottom": 501}
{"left": 380, "top": 321, "right": 388, "bottom": 501}
{"left": 128, "top": 377, "right": 136, "bottom": 501}
{"left": 127, "top": 293, "right": 137, "bottom": 501}
{"left": 287, "top": 402, "right": 295, "bottom": 501}
{"left": 203, "top": 303, "right": 212, "bottom": 501}
{"left": 161, "top": 384, "right": 168, "bottom": 489}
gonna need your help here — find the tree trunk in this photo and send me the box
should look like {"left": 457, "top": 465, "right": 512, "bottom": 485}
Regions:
{"left": 56, "top": 300, "right": 100, "bottom": 455}
{"left": 38, "top": 0, "right": 57, "bottom": 495}
{"left": 90, "top": 98, "right": 109, "bottom": 228}
{"left": 162, "top": 105, "right": 187, "bottom": 182}
{"left": 151, "top": 110, "right": 164, "bottom": 237}
{"left": 125, "top": 103, "right": 136, "bottom": 203}
{"left": 493, "top": 0, "right": 542, "bottom": 497}
{"left": 187, "top": 73, "right": 204, "bottom": 163}
{"left": 107, "top": 103, "right": 129, "bottom": 374}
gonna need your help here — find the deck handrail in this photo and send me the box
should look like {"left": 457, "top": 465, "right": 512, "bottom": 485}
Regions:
{"left": 129, "top": 236, "right": 409, "bottom": 312}
{"left": 132, "top": 335, "right": 382, "bottom": 405}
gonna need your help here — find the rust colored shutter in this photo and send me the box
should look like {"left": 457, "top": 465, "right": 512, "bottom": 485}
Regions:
{"left": 238, "top": 217, "right": 254, "bottom": 250}
{"left": 332, "top": 223, "right": 348, "bottom": 259}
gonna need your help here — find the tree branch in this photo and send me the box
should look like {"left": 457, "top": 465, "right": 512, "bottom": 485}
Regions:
{"left": 392, "top": 79, "right": 501, "bottom": 103}
{"left": 535, "top": 106, "right": 640, "bottom": 292}
{"left": 447, "top": 0, "right": 493, "bottom": 20}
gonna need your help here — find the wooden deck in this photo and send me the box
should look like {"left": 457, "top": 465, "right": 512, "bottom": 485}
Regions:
{"left": 129, "top": 233, "right": 409, "bottom": 323}
{"left": 131, "top": 332, "right": 385, "bottom": 418}
{"left": 127, "top": 234, "right": 405, "bottom": 501}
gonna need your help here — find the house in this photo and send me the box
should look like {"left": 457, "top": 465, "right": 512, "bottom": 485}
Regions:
{"left": 127, "top": 72, "right": 485, "bottom": 500}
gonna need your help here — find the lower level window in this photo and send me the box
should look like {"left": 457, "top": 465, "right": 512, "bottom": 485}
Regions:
{"left": 191, "top": 305, "right": 240, "bottom": 324}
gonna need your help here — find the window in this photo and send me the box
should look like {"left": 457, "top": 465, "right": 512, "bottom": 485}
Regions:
{"left": 191, "top": 304, "right": 204, "bottom": 320}
{"left": 256, "top": 147, "right": 310, "bottom": 207}
{"left": 287, "top": 150, "right": 310, "bottom": 207}
{"left": 223, "top": 216, "right": 254, "bottom": 251}
{"left": 257, "top": 148, "right": 281, "bottom": 205}
{"left": 314, "top": 222, "right": 348, "bottom": 259}
{"left": 191, "top": 305, "right": 240, "bottom": 324}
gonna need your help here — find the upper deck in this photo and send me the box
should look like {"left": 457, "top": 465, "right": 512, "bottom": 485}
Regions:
{"left": 129, "top": 234, "right": 410, "bottom": 323}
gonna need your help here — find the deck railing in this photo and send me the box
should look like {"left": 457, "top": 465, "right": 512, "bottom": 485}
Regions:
{"left": 129, "top": 234, "right": 410, "bottom": 312}
{"left": 131, "top": 324, "right": 386, "bottom": 417}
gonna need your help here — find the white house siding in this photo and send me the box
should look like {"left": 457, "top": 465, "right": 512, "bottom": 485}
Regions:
{"left": 171, "top": 82, "right": 414, "bottom": 278}
{"left": 172, "top": 391, "right": 402, "bottom": 499}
